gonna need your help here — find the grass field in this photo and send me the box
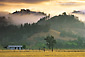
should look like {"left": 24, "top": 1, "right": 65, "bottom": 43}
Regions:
{"left": 0, "top": 50, "right": 85, "bottom": 57}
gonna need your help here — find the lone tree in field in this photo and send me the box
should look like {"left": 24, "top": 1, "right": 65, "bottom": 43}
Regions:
{"left": 44, "top": 36, "right": 56, "bottom": 52}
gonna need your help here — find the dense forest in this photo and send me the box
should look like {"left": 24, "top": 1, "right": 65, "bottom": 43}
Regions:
{"left": 0, "top": 12, "right": 85, "bottom": 49}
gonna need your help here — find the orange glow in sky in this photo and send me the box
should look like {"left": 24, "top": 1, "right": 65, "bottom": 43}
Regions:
{"left": 0, "top": 0, "right": 85, "bottom": 16}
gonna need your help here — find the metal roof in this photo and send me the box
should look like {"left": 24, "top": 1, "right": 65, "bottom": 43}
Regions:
{"left": 8, "top": 45, "right": 23, "bottom": 47}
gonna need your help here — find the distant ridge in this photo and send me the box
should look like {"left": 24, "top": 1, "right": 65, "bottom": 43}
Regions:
{"left": 72, "top": 10, "right": 85, "bottom": 14}
{"left": 11, "top": 9, "right": 46, "bottom": 16}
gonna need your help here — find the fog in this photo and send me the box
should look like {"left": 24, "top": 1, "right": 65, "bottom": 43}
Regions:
{"left": 0, "top": 10, "right": 85, "bottom": 26}
{"left": 0, "top": 11, "right": 46, "bottom": 25}
{"left": 72, "top": 10, "right": 85, "bottom": 22}
{"left": 0, "top": 12, "right": 9, "bottom": 16}
{"left": 6, "top": 14, "right": 46, "bottom": 25}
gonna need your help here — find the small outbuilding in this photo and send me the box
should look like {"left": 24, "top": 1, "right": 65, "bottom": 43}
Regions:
{"left": 7, "top": 45, "right": 23, "bottom": 50}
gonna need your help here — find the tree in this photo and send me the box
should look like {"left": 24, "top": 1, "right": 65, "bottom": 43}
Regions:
{"left": 44, "top": 36, "right": 56, "bottom": 52}
{"left": 62, "top": 12, "right": 67, "bottom": 15}
{"left": 23, "top": 45, "right": 26, "bottom": 49}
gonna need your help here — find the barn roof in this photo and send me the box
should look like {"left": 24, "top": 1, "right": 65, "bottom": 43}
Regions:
{"left": 7, "top": 45, "right": 23, "bottom": 47}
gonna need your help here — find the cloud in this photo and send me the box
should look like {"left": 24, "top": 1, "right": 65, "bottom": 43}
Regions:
{"left": 0, "top": 0, "right": 49, "bottom": 3}
{"left": 0, "top": 9, "right": 46, "bottom": 25}
{"left": 58, "top": 2, "right": 80, "bottom": 6}
{"left": 7, "top": 14, "right": 45, "bottom": 25}
{"left": 72, "top": 10, "right": 85, "bottom": 22}
{"left": 0, "top": 3, "right": 6, "bottom": 6}
{"left": 0, "top": 12, "right": 9, "bottom": 16}
{"left": 56, "top": 1, "right": 85, "bottom": 6}
{"left": 60, "top": 2, "right": 77, "bottom": 5}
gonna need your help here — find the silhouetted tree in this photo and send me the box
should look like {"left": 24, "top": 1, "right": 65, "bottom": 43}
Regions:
{"left": 44, "top": 36, "right": 56, "bottom": 52}
{"left": 62, "top": 12, "right": 67, "bottom": 15}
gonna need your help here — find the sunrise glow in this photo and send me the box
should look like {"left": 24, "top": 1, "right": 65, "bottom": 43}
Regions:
{"left": 0, "top": 0, "right": 85, "bottom": 17}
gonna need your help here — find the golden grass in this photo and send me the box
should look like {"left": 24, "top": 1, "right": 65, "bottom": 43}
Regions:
{"left": 0, "top": 49, "right": 85, "bottom": 57}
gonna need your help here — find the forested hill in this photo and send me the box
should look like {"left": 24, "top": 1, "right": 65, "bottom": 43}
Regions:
{"left": 38, "top": 12, "right": 84, "bottom": 29}
{"left": 11, "top": 9, "right": 46, "bottom": 15}
{"left": 37, "top": 12, "right": 85, "bottom": 36}
{"left": 0, "top": 12, "right": 85, "bottom": 49}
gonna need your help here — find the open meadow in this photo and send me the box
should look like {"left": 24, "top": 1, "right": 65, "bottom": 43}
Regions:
{"left": 0, "top": 49, "right": 85, "bottom": 57}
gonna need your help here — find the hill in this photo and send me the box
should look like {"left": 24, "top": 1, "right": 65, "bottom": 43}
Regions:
{"left": 38, "top": 12, "right": 85, "bottom": 37}
{"left": 11, "top": 9, "right": 46, "bottom": 16}
{"left": 0, "top": 12, "right": 85, "bottom": 49}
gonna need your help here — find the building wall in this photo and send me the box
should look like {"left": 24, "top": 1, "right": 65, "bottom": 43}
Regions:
{"left": 7, "top": 47, "right": 22, "bottom": 50}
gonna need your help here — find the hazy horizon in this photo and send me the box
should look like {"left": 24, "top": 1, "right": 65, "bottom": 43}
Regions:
{"left": 0, "top": 0, "right": 85, "bottom": 25}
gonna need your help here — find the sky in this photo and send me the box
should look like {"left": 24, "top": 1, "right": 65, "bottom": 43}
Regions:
{"left": 0, "top": 0, "right": 85, "bottom": 15}
{"left": 1, "top": 0, "right": 85, "bottom": 23}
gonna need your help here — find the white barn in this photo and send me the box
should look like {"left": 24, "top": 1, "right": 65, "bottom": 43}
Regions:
{"left": 7, "top": 45, "right": 23, "bottom": 50}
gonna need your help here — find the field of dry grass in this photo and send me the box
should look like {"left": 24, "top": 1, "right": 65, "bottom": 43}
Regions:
{"left": 0, "top": 49, "right": 85, "bottom": 57}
